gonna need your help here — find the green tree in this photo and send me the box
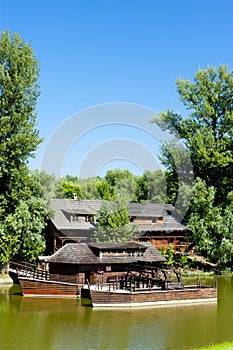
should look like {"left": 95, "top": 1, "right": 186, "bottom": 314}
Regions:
{"left": 0, "top": 31, "right": 42, "bottom": 214}
{"left": 33, "top": 169, "right": 57, "bottom": 201}
{"left": 105, "top": 169, "right": 137, "bottom": 201}
{"left": 92, "top": 197, "right": 137, "bottom": 242}
{"left": 152, "top": 65, "right": 233, "bottom": 265}
{"left": 4, "top": 198, "right": 47, "bottom": 262}
{"left": 95, "top": 179, "right": 113, "bottom": 200}
{"left": 153, "top": 65, "right": 233, "bottom": 206}
{"left": 188, "top": 178, "right": 233, "bottom": 266}
{"left": 0, "top": 31, "right": 45, "bottom": 264}
{"left": 0, "top": 170, "right": 49, "bottom": 263}
{"left": 158, "top": 141, "right": 193, "bottom": 205}
{"left": 160, "top": 244, "right": 175, "bottom": 266}
{"left": 55, "top": 178, "right": 82, "bottom": 199}
{"left": 135, "top": 170, "right": 167, "bottom": 203}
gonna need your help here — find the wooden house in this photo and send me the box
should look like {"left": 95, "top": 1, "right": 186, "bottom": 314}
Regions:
{"left": 128, "top": 202, "right": 189, "bottom": 251}
{"left": 46, "top": 199, "right": 103, "bottom": 252}
{"left": 47, "top": 199, "right": 189, "bottom": 253}
{"left": 45, "top": 241, "right": 166, "bottom": 284}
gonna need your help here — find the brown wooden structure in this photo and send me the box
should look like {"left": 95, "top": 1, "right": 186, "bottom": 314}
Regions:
{"left": 88, "top": 284, "right": 217, "bottom": 307}
{"left": 18, "top": 277, "right": 78, "bottom": 297}
{"left": 47, "top": 200, "right": 189, "bottom": 253}
{"left": 45, "top": 242, "right": 167, "bottom": 285}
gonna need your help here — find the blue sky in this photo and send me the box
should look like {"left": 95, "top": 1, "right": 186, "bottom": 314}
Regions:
{"left": 1, "top": 0, "right": 233, "bottom": 178}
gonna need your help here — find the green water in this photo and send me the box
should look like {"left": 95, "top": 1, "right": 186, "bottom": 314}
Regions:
{"left": 0, "top": 277, "right": 233, "bottom": 350}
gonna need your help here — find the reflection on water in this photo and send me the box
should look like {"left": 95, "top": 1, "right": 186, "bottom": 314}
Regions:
{"left": 0, "top": 277, "right": 233, "bottom": 350}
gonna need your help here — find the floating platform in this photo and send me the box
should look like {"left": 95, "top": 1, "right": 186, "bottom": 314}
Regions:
{"left": 88, "top": 284, "right": 217, "bottom": 308}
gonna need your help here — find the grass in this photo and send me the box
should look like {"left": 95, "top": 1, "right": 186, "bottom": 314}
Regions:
{"left": 0, "top": 273, "right": 12, "bottom": 284}
{"left": 196, "top": 342, "right": 233, "bottom": 350}
{"left": 0, "top": 273, "right": 10, "bottom": 279}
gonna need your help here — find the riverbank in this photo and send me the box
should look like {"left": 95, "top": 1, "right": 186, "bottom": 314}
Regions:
{"left": 197, "top": 341, "right": 233, "bottom": 350}
{"left": 0, "top": 274, "right": 13, "bottom": 285}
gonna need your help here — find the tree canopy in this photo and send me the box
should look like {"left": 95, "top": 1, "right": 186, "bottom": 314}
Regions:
{"left": 0, "top": 31, "right": 46, "bottom": 264}
{"left": 152, "top": 65, "right": 233, "bottom": 266}
{"left": 153, "top": 65, "right": 233, "bottom": 206}
{"left": 92, "top": 197, "right": 137, "bottom": 243}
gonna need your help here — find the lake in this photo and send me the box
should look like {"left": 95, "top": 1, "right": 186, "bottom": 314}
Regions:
{"left": 0, "top": 276, "right": 233, "bottom": 350}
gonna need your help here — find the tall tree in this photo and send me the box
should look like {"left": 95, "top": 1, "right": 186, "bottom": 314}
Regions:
{"left": 188, "top": 178, "right": 233, "bottom": 266}
{"left": 153, "top": 65, "right": 233, "bottom": 206}
{"left": 152, "top": 65, "right": 233, "bottom": 265}
{"left": 135, "top": 170, "right": 167, "bottom": 203}
{"left": 0, "top": 31, "right": 44, "bottom": 265}
{"left": 92, "top": 197, "right": 137, "bottom": 242}
{"left": 105, "top": 169, "right": 137, "bottom": 201}
{"left": 55, "top": 178, "right": 82, "bottom": 199}
{"left": 0, "top": 31, "right": 41, "bottom": 212}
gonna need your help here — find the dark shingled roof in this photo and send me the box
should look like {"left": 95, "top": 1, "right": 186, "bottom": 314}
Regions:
{"left": 46, "top": 243, "right": 100, "bottom": 264}
{"left": 50, "top": 199, "right": 103, "bottom": 231}
{"left": 88, "top": 242, "right": 144, "bottom": 251}
{"left": 50, "top": 199, "right": 187, "bottom": 234}
{"left": 46, "top": 242, "right": 166, "bottom": 265}
{"left": 139, "top": 242, "right": 166, "bottom": 262}
{"left": 128, "top": 202, "right": 172, "bottom": 217}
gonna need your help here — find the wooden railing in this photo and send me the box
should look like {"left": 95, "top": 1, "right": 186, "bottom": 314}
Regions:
{"left": 9, "top": 261, "right": 49, "bottom": 280}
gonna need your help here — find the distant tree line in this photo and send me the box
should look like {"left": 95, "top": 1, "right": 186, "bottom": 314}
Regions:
{"left": 48, "top": 168, "right": 167, "bottom": 203}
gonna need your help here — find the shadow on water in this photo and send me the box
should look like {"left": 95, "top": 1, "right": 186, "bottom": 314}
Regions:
{"left": 0, "top": 277, "right": 233, "bottom": 350}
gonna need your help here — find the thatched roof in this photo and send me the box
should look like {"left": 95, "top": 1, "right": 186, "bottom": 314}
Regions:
{"left": 88, "top": 241, "right": 143, "bottom": 251}
{"left": 46, "top": 242, "right": 166, "bottom": 265}
{"left": 46, "top": 243, "right": 100, "bottom": 264}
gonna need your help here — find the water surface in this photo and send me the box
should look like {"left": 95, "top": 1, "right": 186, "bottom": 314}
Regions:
{"left": 0, "top": 277, "right": 233, "bottom": 350}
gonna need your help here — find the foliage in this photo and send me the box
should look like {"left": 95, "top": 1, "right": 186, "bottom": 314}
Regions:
{"left": 135, "top": 170, "right": 167, "bottom": 203}
{"left": 53, "top": 169, "right": 170, "bottom": 204}
{"left": 92, "top": 197, "right": 137, "bottom": 242}
{"left": 35, "top": 169, "right": 57, "bottom": 202}
{"left": 95, "top": 179, "right": 113, "bottom": 200}
{"left": 78, "top": 177, "right": 100, "bottom": 199}
{"left": 0, "top": 170, "right": 49, "bottom": 263}
{"left": 153, "top": 65, "right": 233, "bottom": 206}
{"left": 0, "top": 228, "right": 18, "bottom": 265}
{"left": 0, "top": 31, "right": 46, "bottom": 263}
{"left": 3, "top": 198, "right": 46, "bottom": 262}
{"left": 158, "top": 141, "right": 193, "bottom": 207}
{"left": 0, "top": 31, "right": 42, "bottom": 215}
{"left": 196, "top": 342, "right": 233, "bottom": 350}
{"left": 152, "top": 65, "right": 233, "bottom": 265}
{"left": 55, "top": 178, "right": 82, "bottom": 199}
{"left": 178, "top": 254, "right": 189, "bottom": 269}
{"left": 105, "top": 169, "right": 137, "bottom": 201}
{"left": 160, "top": 245, "right": 189, "bottom": 270}
{"left": 188, "top": 178, "right": 233, "bottom": 266}
{"left": 160, "top": 244, "right": 175, "bottom": 266}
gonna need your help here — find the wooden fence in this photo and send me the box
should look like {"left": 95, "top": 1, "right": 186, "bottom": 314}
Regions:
{"left": 9, "top": 260, "right": 49, "bottom": 280}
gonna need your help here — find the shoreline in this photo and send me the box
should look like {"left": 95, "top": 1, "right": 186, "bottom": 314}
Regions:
{"left": 0, "top": 274, "right": 13, "bottom": 285}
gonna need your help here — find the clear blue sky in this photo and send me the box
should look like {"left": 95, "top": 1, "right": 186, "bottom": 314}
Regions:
{"left": 1, "top": 0, "right": 233, "bottom": 178}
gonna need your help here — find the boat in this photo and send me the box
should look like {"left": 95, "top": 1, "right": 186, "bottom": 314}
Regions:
{"left": 87, "top": 282, "right": 217, "bottom": 308}
{"left": 18, "top": 277, "right": 80, "bottom": 298}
